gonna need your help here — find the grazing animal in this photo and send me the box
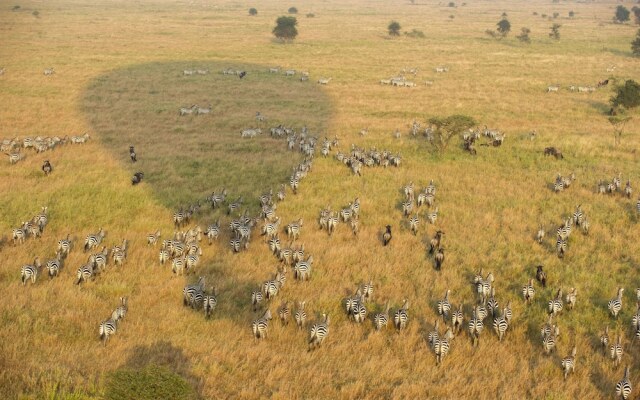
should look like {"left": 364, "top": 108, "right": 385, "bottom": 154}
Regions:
{"left": 294, "top": 301, "right": 307, "bottom": 329}
{"left": 373, "top": 301, "right": 390, "bottom": 331}
{"left": 535, "top": 224, "right": 545, "bottom": 243}
{"left": 616, "top": 366, "right": 632, "bottom": 400}
{"left": 608, "top": 288, "right": 624, "bottom": 319}
{"left": 434, "top": 247, "right": 445, "bottom": 270}
{"left": 429, "top": 230, "right": 444, "bottom": 254}
{"left": 544, "top": 147, "right": 563, "bottom": 159}
{"left": 468, "top": 307, "right": 484, "bottom": 346}
{"left": 565, "top": 288, "right": 577, "bottom": 310}
{"left": 20, "top": 257, "right": 41, "bottom": 285}
{"left": 382, "top": 225, "right": 392, "bottom": 246}
{"left": 41, "top": 160, "right": 53, "bottom": 176}
{"left": 112, "top": 297, "right": 128, "bottom": 323}
{"left": 238, "top": 71, "right": 246, "bottom": 79}
{"left": 129, "top": 146, "right": 137, "bottom": 162}
{"left": 611, "top": 335, "right": 623, "bottom": 366}
{"left": 561, "top": 347, "right": 577, "bottom": 380}
{"left": 309, "top": 313, "right": 330, "bottom": 350}
{"left": 43, "top": 68, "right": 55, "bottom": 76}
{"left": 99, "top": 318, "right": 117, "bottom": 346}
{"left": 252, "top": 309, "right": 272, "bottom": 340}
{"left": 131, "top": 172, "right": 144, "bottom": 185}
{"left": 536, "top": 265, "right": 547, "bottom": 288}
{"left": 601, "top": 326, "right": 610, "bottom": 356}
{"left": 393, "top": 299, "right": 409, "bottom": 331}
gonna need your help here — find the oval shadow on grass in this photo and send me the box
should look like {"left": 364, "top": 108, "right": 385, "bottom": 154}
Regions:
{"left": 81, "top": 61, "right": 333, "bottom": 211}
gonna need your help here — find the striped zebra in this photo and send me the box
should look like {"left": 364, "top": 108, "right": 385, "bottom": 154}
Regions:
{"left": 475, "top": 272, "right": 494, "bottom": 304}
{"left": 147, "top": 230, "right": 161, "bottom": 246}
{"left": 486, "top": 288, "right": 499, "bottom": 318}
{"left": 373, "top": 301, "right": 390, "bottom": 331}
{"left": 203, "top": 222, "right": 221, "bottom": 245}
{"left": 46, "top": 253, "right": 63, "bottom": 279}
{"left": 183, "top": 277, "right": 205, "bottom": 309}
{"left": 84, "top": 228, "right": 106, "bottom": 252}
{"left": 601, "top": 326, "right": 610, "bottom": 356}
{"left": 327, "top": 212, "right": 338, "bottom": 236}
{"left": 277, "top": 184, "right": 286, "bottom": 202}
{"left": 20, "top": 257, "right": 41, "bottom": 286}
{"left": 6, "top": 152, "right": 24, "bottom": 164}
{"left": 556, "top": 237, "right": 567, "bottom": 258}
{"left": 572, "top": 205, "right": 584, "bottom": 227}
{"left": 451, "top": 304, "right": 464, "bottom": 335}
{"left": 263, "top": 271, "right": 285, "bottom": 300}
{"left": 350, "top": 216, "right": 359, "bottom": 236}
{"left": 172, "top": 256, "right": 186, "bottom": 275}
{"left": 111, "top": 297, "right": 128, "bottom": 323}
{"left": 209, "top": 189, "right": 227, "bottom": 209}
{"left": 611, "top": 335, "right": 623, "bottom": 366}
{"left": 268, "top": 235, "right": 281, "bottom": 256}
{"left": 90, "top": 247, "right": 109, "bottom": 272}
{"left": 565, "top": 288, "right": 577, "bottom": 310}
{"left": 403, "top": 182, "right": 414, "bottom": 200}
{"left": 159, "top": 248, "right": 169, "bottom": 265}
{"left": 251, "top": 290, "right": 264, "bottom": 312}
{"left": 294, "top": 301, "right": 307, "bottom": 329}
{"left": 536, "top": 224, "right": 545, "bottom": 244}
{"left": 259, "top": 189, "right": 273, "bottom": 207}
{"left": 548, "top": 288, "right": 564, "bottom": 316}
{"left": 616, "top": 366, "right": 632, "bottom": 400}
{"left": 433, "top": 328, "right": 454, "bottom": 366}
{"left": 352, "top": 294, "right": 367, "bottom": 324}
{"left": 293, "top": 255, "right": 313, "bottom": 281}
{"left": 252, "top": 309, "right": 272, "bottom": 340}
{"left": 556, "top": 218, "right": 572, "bottom": 241}
{"left": 33, "top": 207, "right": 48, "bottom": 233}
{"left": 24, "top": 221, "right": 41, "bottom": 239}
{"left": 541, "top": 321, "right": 560, "bottom": 354}
{"left": 203, "top": 287, "right": 218, "bottom": 318}
{"left": 437, "top": 290, "right": 451, "bottom": 321}
{"left": 350, "top": 197, "right": 360, "bottom": 217}
{"left": 362, "top": 281, "right": 373, "bottom": 302}
{"left": 608, "top": 288, "right": 624, "bottom": 318}
{"left": 173, "top": 209, "right": 190, "bottom": 228}
{"left": 493, "top": 308, "right": 509, "bottom": 341}
{"left": 261, "top": 217, "right": 281, "bottom": 240}
{"left": 229, "top": 237, "right": 248, "bottom": 253}
{"left": 561, "top": 347, "right": 577, "bottom": 380}
{"left": 75, "top": 263, "right": 94, "bottom": 285}
{"left": 308, "top": 313, "right": 330, "bottom": 350}
{"left": 345, "top": 289, "right": 361, "bottom": 320}
{"left": 285, "top": 218, "right": 303, "bottom": 241}
{"left": 428, "top": 320, "right": 440, "bottom": 348}
{"left": 278, "top": 301, "right": 290, "bottom": 325}
{"left": 637, "top": 198, "right": 640, "bottom": 214}
{"left": 112, "top": 240, "right": 128, "bottom": 266}
{"left": 581, "top": 218, "right": 590, "bottom": 235}
{"left": 523, "top": 279, "right": 535, "bottom": 305}
{"left": 185, "top": 254, "right": 200, "bottom": 273}
{"left": 227, "top": 197, "right": 243, "bottom": 216}
{"left": 340, "top": 206, "right": 354, "bottom": 223}
{"left": 401, "top": 199, "right": 413, "bottom": 217}
{"left": 12, "top": 225, "right": 27, "bottom": 245}
{"left": 393, "top": 299, "right": 409, "bottom": 331}
{"left": 426, "top": 207, "right": 439, "bottom": 224}
{"left": 554, "top": 174, "right": 564, "bottom": 193}
{"left": 290, "top": 175, "right": 299, "bottom": 194}
{"left": 99, "top": 318, "right": 117, "bottom": 346}
{"left": 468, "top": 307, "right": 484, "bottom": 346}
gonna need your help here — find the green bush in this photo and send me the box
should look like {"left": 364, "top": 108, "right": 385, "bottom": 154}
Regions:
{"left": 388, "top": 21, "right": 401, "bottom": 36}
{"left": 104, "top": 365, "right": 198, "bottom": 400}
{"left": 288, "top": 7, "right": 298, "bottom": 14}
{"left": 611, "top": 79, "right": 640, "bottom": 109}
{"left": 615, "top": 5, "right": 630, "bottom": 23}
{"left": 249, "top": 8, "right": 257, "bottom": 16}
{"left": 405, "top": 29, "right": 425, "bottom": 38}
{"left": 273, "top": 16, "right": 298, "bottom": 41}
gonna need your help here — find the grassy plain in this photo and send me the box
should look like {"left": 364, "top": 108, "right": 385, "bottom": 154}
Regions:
{"left": 0, "top": 0, "right": 639, "bottom": 398}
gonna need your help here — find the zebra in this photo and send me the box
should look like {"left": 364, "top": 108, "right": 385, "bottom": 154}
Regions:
{"left": 554, "top": 174, "right": 564, "bottom": 193}
{"left": 352, "top": 294, "right": 367, "bottom": 324}
{"left": 183, "top": 277, "right": 205, "bottom": 309}
{"left": 548, "top": 288, "right": 564, "bottom": 316}
{"left": 262, "top": 217, "right": 281, "bottom": 240}
{"left": 535, "top": 224, "right": 545, "bottom": 244}
{"left": 572, "top": 205, "right": 584, "bottom": 227}
{"left": 75, "top": 263, "right": 94, "bottom": 285}
{"left": 268, "top": 235, "right": 281, "bottom": 256}
{"left": 547, "top": 85, "right": 560, "bottom": 92}
{"left": 429, "top": 231, "right": 444, "bottom": 254}
{"left": 111, "top": 297, "right": 128, "bottom": 323}
{"left": 308, "top": 313, "right": 330, "bottom": 350}
{"left": 451, "top": 304, "right": 464, "bottom": 335}
{"left": 608, "top": 288, "right": 624, "bottom": 319}
{"left": 437, "top": 290, "right": 451, "bottom": 321}
{"left": 624, "top": 179, "right": 632, "bottom": 199}
{"left": 159, "top": 248, "right": 169, "bottom": 265}
{"left": 426, "top": 207, "right": 439, "bottom": 224}
{"left": 84, "top": 228, "right": 106, "bottom": 252}
{"left": 147, "top": 230, "right": 161, "bottom": 246}
{"left": 403, "top": 182, "right": 414, "bottom": 200}
{"left": 293, "top": 255, "right": 313, "bottom": 281}
{"left": 185, "top": 254, "right": 200, "bottom": 273}
{"left": 475, "top": 272, "right": 494, "bottom": 304}
{"left": 373, "top": 301, "right": 390, "bottom": 331}
{"left": 277, "top": 184, "right": 286, "bottom": 202}
{"left": 433, "top": 328, "right": 453, "bottom": 365}
{"left": 317, "top": 77, "right": 332, "bottom": 85}
{"left": 565, "top": 288, "right": 577, "bottom": 310}
{"left": 99, "top": 318, "right": 117, "bottom": 346}
{"left": 486, "top": 288, "right": 499, "bottom": 318}
{"left": 327, "top": 212, "right": 339, "bottom": 236}
{"left": 561, "top": 347, "right": 577, "bottom": 380}
{"left": 393, "top": 299, "right": 409, "bottom": 331}
{"left": 263, "top": 271, "right": 285, "bottom": 300}
{"left": 637, "top": 198, "right": 640, "bottom": 214}
{"left": 345, "top": 288, "right": 361, "bottom": 320}
{"left": 209, "top": 189, "right": 227, "bottom": 209}
{"left": 20, "top": 257, "right": 41, "bottom": 285}
{"left": 468, "top": 307, "right": 484, "bottom": 346}
{"left": 401, "top": 200, "right": 413, "bottom": 217}
{"left": 33, "top": 206, "right": 48, "bottom": 233}
{"left": 611, "top": 335, "right": 623, "bottom": 366}
{"left": 12, "top": 225, "right": 27, "bottom": 245}
{"left": 230, "top": 237, "right": 248, "bottom": 253}
{"left": 227, "top": 197, "right": 243, "bottom": 216}
{"left": 340, "top": 206, "right": 353, "bottom": 223}
{"left": 252, "top": 309, "right": 272, "bottom": 340}
{"left": 251, "top": 289, "right": 264, "bottom": 312}
{"left": 195, "top": 105, "right": 211, "bottom": 115}
{"left": 285, "top": 218, "right": 303, "bottom": 241}
{"left": 601, "top": 326, "right": 610, "bottom": 356}
{"left": 361, "top": 281, "right": 373, "bottom": 302}
{"left": 382, "top": 225, "right": 392, "bottom": 246}
{"left": 278, "top": 301, "right": 290, "bottom": 325}
{"left": 556, "top": 237, "right": 567, "bottom": 258}
{"left": 46, "top": 253, "right": 63, "bottom": 279}
{"left": 172, "top": 256, "right": 186, "bottom": 275}
{"left": 112, "top": 240, "right": 128, "bottom": 267}
{"left": 536, "top": 265, "right": 547, "bottom": 288}
{"left": 284, "top": 69, "right": 296, "bottom": 76}
{"left": 581, "top": 218, "right": 590, "bottom": 235}
{"left": 289, "top": 175, "right": 299, "bottom": 194}
{"left": 350, "top": 216, "right": 359, "bottom": 237}
{"left": 24, "top": 221, "right": 41, "bottom": 239}
{"left": 294, "top": 301, "right": 307, "bottom": 329}
{"left": 203, "top": 287, "right": 218, "bottom": 318}
{"left": 493, "top": 308, "right": 509, "bottom": 341}
{"left": 523, "top": 279, "right": 535, "bottom": 305}
{"left": 90, "top": 247, "right": 109, "bottom": 272}
{"left": 616, "top": 366, "right": 632, "bottom": 400}
{"left": 43, "top": 67, "right": 55, "bottom": 76}
{"left": 6, "top": 152, "right": 23, "bottom": 164}
{"left": 542, "top": 326, "right": 559, "bottom": 354}
{"left": 428, "top": 320, "right": 440, "bottom": 348}
{"left": 179, "top": 105, "right": 197, "bottom": 116}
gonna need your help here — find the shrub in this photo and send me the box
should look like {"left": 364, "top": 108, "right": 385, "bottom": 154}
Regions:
{"left": 569, "top": 10, "right": 575, "bottom": 18}
{"left": 549, "top": 23, "right": 561, "bottom": 40}
{"left": 249, "top": 8, "right": 257, "bottom": 16}
{"left": 448, "top": 2, "right": 455, "bottom": 7}
{"left": 288, "top": 7, "right": 298, "bottom": 14}
{"left": 615, "top": 5, "right": 630, "bottom": 23}
{"left": 632, "top": 29, "right": 640, "bottom": 56}
{"left": 273, "top": 16, "right": 298, "bottom": 41}
{"left": 426, "top": 115, "right": 477, "bottom": 153}
{"left": 497, "top": 18, "right": 511, "bottom": 37}
{"left": 388, "top": 21, "right": 401, "bottom": 36}
{"left": 611, "top": 79, "right": 640, "bottom": 109}
{"left": 553, "top": 12, "right": 559, "bottom": 19}
{"left": 405, "top": 29, "right": 425, "bottom": 38}
{"left": 517, "top": 27, "right": 531, "bottom": 43}
{"left": 632, "top": 6, "right": 640, "bottom": 24}
{"left": 306, "top": 13, "right": 315, "bottom": 18}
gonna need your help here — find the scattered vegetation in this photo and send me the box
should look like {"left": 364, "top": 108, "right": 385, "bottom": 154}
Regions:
{"left": 306, "top": 13, "right": 315, "bottom": 18}
{"left": 632, "top": 29, "right": 640, "bottom": 56}
{"left": 426, "top": 114, "right": 476, "bottom": 153}
{"left": 569, "top": 10, "right": 575, "bottom": 18}
{"left": 104, "top": 365, "right": 197, "bottom": 400}
{"left": 12, "top": 5, "right": 20, "bottom": 11}
{"left": 611, "top": 79, "right": 640, "bottom": 109}
{"left": 388, "top": 21, "right": 401, "bottom": 36}
{"left": 516, "top": 27, "right": 531, "bottom": 43}
{"left": 273, "top": 16, "right": 298, "bottom": 41}
{"left": 248, "top": 7, "right": 257, "bottom": 16}
{"left": 448, "top": 2, "right": 455, "bottom": 7}
{"left": 614, "top": 5, "right": 630, "bottom": 24}
{"left": 633, "top": 6, "right": 640, "bottom": 25}
{"left": 404, "top": 29, "right": 425, "bottom": 38}
{"left": 288, "top": 6, "right": 298, "bottom": 14}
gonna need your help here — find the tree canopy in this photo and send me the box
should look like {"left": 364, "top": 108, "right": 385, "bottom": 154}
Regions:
{"left": 388, "top": 21, "right": 401, "bottom": 36}
{"left": 273, "top": 16, "right": 298, "bottom": 41}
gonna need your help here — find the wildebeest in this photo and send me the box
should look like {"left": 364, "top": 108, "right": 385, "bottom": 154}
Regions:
{"left": 544, "top": 147, "right": 563, "bottom": 159}
{"left": 131, "top": 172, "right": 144, "bottom": 185}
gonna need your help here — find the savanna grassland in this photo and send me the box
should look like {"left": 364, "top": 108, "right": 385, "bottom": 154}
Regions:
{"left": 1, "top": 0, "right": 640, "bottom": 398}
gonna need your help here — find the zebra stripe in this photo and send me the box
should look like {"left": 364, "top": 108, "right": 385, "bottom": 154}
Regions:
{"left": 493, "top": 310, "right": 509, "bottom": 341}
{"left": 203, "top": 288, "right": 218, "bottom": 318}
{"left": 468, "top": 308, "right": 484, "bottom": 346}
{"left": 523, "top": 279, "right": 535, "bottom": 304}
{"left": 433, "top": 328, "right": 453, "bottom": 365}
{"left": 57, "top": 235, "right": 72, "bottom": 258}
{"left": 295, "top": 301, "right": 307, "bottom": 329}
{"left": 111, "top": 297, "right": 128, "bottom": 322}
{"left": 426, "top": 207, "right": 439, "bottom": 224}
{"left": 20, "top": 258, "right": 40, "bottom": 285}
{"left": 227, "top": 197, "right": 243, "bottom": 216}
{"left": 293, "top": 256, "right": 313, "bottom": 281}
{"left": 561, "top": 347, "right": 577, "bottom": 379}
{"left": 548, "top": 289, "right": 564, "bottom": 316}
{"left": 608, "top": 288, "right": 624, "bottom": 319}
{"left": 610, "top": 336, "right": 623, "bottom": 366}
{"left": 309, "top": 314, "right": 329, "bottom": 350}
{"left": 451, "top": 304, "right": 464, "bottom": 335}
{"left": 183, "top": 277, "right": 205, "bottom": 309}
{"left": 99, "top": 318, "right": 117, "bottom": 346}
{"left": 601, "top": 326, "right": 610, "bottom": 356}
{"left": 374, "top": 301, "right": 390, "bottom": 331}
{"left": 615, "top": 366, "right": 632, "bottom": 400}
{"left": 556, "top": 237, "right": 567, "bottom": 258}
{"left": 624, "top": 180, "right": 632, "bottom": 198}
{"left": 401, "top": 200, "right": 413, "bottom": 217}
{"left": 84, "top": 228, "right": 106, "bottom": 252}
{"left": 251, "top": 290, "right": 264, "bottom": 311}
{"left": 285, "top": 218, "right": 303, "bottom": 241}
{"left": 46, "top": 254, "right": 63, "bottom": 279}
{"left": 252, "top": 309, "right": 272, "bottom": 340}
{"left": 393, "top": 300, "right": 409, "bottom": 331}
{"left": 565, "top": 288, "right": 577, "bottom": 310}
{"left": 147, "top": 230, "right": 161, "bottom": 246}
{"left": 12, "top": 226, "right": 27, "bottom": 245}
{"left": 437, "top": 290, "right": 451, "bottom": 321}
{"left": 409, "top": 214, "right": 419, "bottom": 235}
{"left": 278, "top": 301, "right": 290, "bottom": 325}
{"left": 76, "top": 264, "right": 94, "bottom": 285}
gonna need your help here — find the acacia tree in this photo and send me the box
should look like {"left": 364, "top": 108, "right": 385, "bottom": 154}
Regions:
{"left": 426, "top": 115, "right": 476, "bottom": 153}
{"left": 249, "top": 8, "right": 257, "bottom": 16}
{"left": 615, "top": 5, "right": 630, "bottom": 23}
{"left": 633, "top": 29, "right": 640, "bottom": 56}
{"left": 273, "top": 16, "right": 298, "bottom": 42}
{"left": 517, "top": 27, "right": 531, "bottom": 43}
{"left": 549, "top": 24, "right": 561, "bottom": 40}
{"left": 633, "top": 7, "right": 640, "bottom": 25}
{"left": 497, "top": 18, "right": 511, "bottom": 37}
{"left": 388, "top": 21, "right": 401, "bottom": 36}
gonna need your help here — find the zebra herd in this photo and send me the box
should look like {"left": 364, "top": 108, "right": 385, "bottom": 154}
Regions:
{"left": 535, "top": 204, "right": 590, "bottom": 258}
{"left": 12, "top": 207, "right": 49, "bottom": 245}
{"left": 268, "top": 67, "right": 311, "bottom": 82}
{"left": 334, "top": 144, "right": 402, "bottom": 176}
{"left": 3, "top": 133, "right": 90, "bottom": 165}
{"left": 179, "top": 104, "right": 212, "bottom": 116}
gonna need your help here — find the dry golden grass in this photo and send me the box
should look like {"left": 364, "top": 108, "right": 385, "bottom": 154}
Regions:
{"left": 1, "top": 0, "right": 640, "bottom": 398}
